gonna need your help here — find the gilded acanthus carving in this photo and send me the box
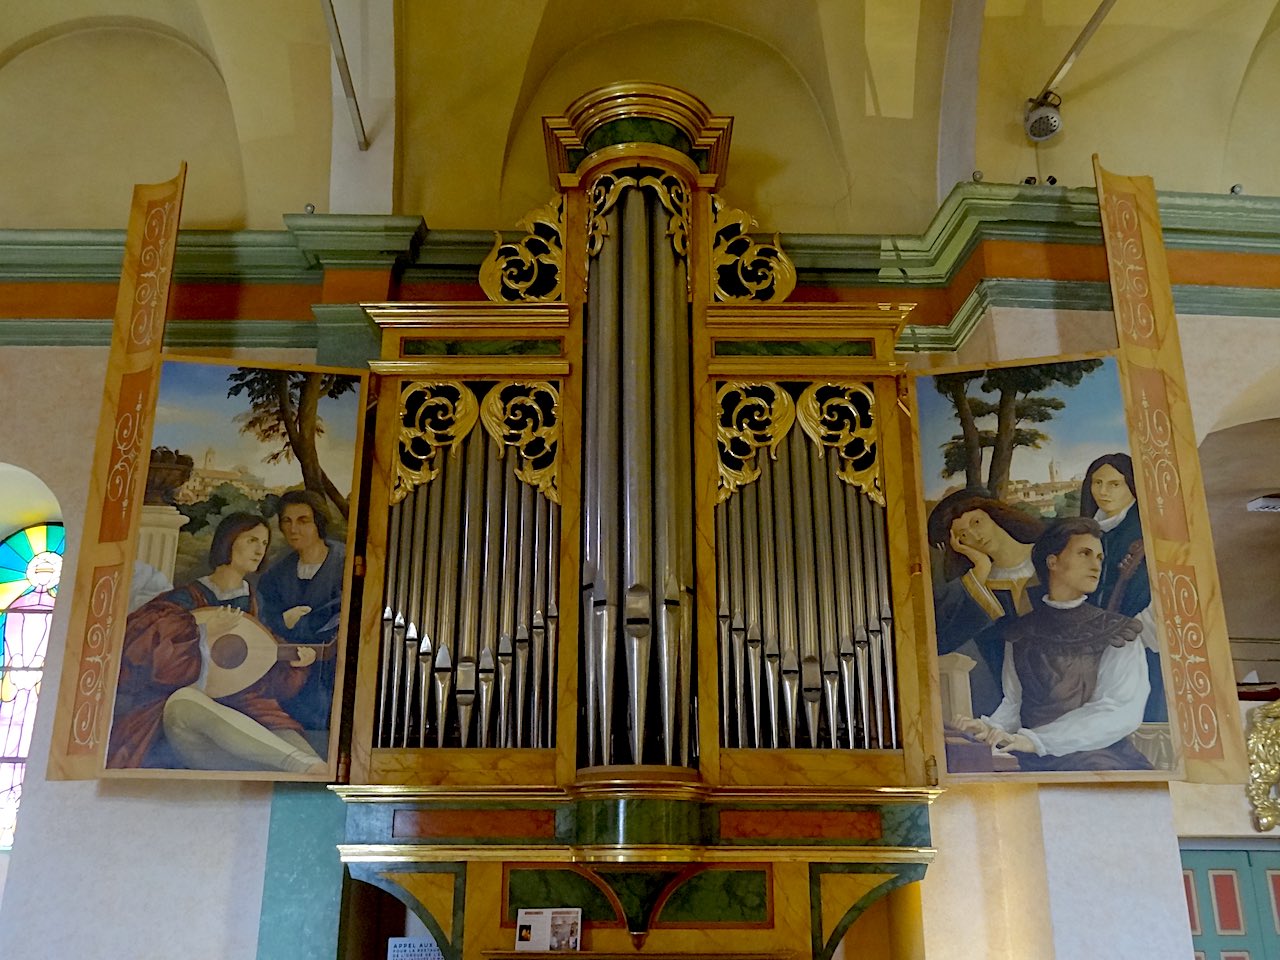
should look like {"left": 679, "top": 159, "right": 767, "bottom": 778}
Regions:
{"left": 710, "top": 195, "right": 796, "bottom": 303}
{"left": 393, "top": 381, "right": 479, "bottom": 504}
{"left": 1247, "top": 699, "right": 1280, "bottom": 830}
{"left": 715, "top": 381, "right": 795, "bottom": 502}
{"left": 587, "top": 169, "right": 690, "bottom": 259}
{"left": 479, "top": 196, "right": 565, "bottom": 303}
{"left": 796, "top": 382, "right": 883, "bottom": 505}
{"left": 480, "top": 381, "right": 561, "bottom": 503}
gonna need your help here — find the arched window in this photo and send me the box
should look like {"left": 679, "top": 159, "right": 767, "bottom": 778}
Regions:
{"left": 0, "top": 523, "right": 64, "bottom": 849}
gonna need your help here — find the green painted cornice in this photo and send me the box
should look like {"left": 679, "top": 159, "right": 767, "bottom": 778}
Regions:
{"left": 0, "top": 229, "right": 316, "bottom": 284}
{"left": 784, "top": 185, "right": 1104, "bottom": 286}
{"left": 404, "top": 230, "right": 507, "bottom": 284}
{"left": 0, "top": 317, "right": 316, "bottom": 349}
{"left": 283, "top": 213, "right": 427, "bottom": 269}
{"left": 312, "top": 303, "right": 381, "bottom": 367}
{"left": 4, "top": 187, "right": 1280, "bottom": 290}
{"left": 785, "top": 184, "right": 1280, "bottom": 286}
{"left": 1156, "top": 191, "right": 1280, "bottom": 253}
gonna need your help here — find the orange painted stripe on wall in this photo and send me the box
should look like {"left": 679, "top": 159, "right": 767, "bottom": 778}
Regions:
{"left": 169, "top": 282, "right": 319, "bottom": 320}
{"left": 1167, "top": 247, "right": 1280, "bottom": 288}
{"left": 0, "top": 282, "right": 319, "bottom": 321}
{"left": 0, "top": 282, "right": 118, "bottom": 318}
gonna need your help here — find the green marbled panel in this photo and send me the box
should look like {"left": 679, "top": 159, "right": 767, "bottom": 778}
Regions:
{"left": 570, "top": 118, "right": 705, "bottom": 171}
{"left": 342, "top": 801, "right": 398, "bottom": 844}
{"left": 506, "top": 869, "right": 618, "bottom": 922}
{"left": 879, "top": 803, "right": 932, "bottom": 848}
{"left": 594, "top": 869, "right": 685, "bottom": 933}
{"left": 571, "top": 797, "right": 710, "bottom": 846}
{"left": 401, "top": 338, "right": 560, "bottom": 357}
{"left": 656, "top": 868, "right": 770, "bottom": 924}
{"left": 713, "top": 339, "right": 874, "bottom": 357}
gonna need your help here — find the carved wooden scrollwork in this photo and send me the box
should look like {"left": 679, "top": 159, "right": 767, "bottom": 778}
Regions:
{"left": 479, "top": 196, "right": 565, "bottom": 303}
{"left": 393, "top": 381, "right": 479, "bottom": 504}
{"left": 796, "top": 382, "right": 882, "bottom": 505}
{"left": 587, "top": 169, "right": 690, "bottom": 258}
{"left": 710, "top": 195, "right": 796, "bottom": 303}
{"left": 1247, "top": 699, "right": 1280, "bottom": 830}
{"left": 480, "top": 381, "right": 561, "bottom": 503}
{"left": 715, "top": 381, "right": 795, "bottom": 502}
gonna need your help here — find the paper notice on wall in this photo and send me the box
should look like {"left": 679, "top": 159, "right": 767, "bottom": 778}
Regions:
{"left": 387, "top": 936, "right": 444, "bottom": 960}
{"left": 515, "top": 908, "right": 582, "bottom": 951}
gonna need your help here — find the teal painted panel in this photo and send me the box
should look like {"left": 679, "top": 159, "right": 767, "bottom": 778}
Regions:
{"left": 1182, "top": 849, "right": 1280, "bottom": 958}
{"left": 657, "top": 868, "right": 769, "bottom": 924}
{"left": 879, "top": 803, "right": 932, "bottom": 848}
{"left": 256, "top": 784, "right": 347, "bottom": 960}
{"left": 506, "top": 869, "right": 617, "bottom": 922}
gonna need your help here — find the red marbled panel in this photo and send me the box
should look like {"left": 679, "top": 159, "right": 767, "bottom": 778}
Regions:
{"left": 719, "top": 809, "right": 882, "bottom": 841}
{"left": 392, "top": 808, "right": 557, "bottom": 840}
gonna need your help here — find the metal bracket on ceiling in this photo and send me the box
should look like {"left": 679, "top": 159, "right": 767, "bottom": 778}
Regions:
{"left": 322, "top": 0, "right": 370, "bottom": 152}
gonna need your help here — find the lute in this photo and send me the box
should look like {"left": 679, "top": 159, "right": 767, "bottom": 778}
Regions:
{"left": 192, "top": 607, "right": 335, "bottom": 699}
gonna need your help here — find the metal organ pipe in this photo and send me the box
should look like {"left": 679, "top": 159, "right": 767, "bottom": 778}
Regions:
{"left": 711, "top": 389, "right": 901, "bottom": 754}
{"left": 576, "top": 177, "right": 696, "bottom": 767}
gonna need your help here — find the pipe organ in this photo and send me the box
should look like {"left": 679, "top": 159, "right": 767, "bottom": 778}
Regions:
{"left": 341, "top": 85, "right": 938, "bottom": 959}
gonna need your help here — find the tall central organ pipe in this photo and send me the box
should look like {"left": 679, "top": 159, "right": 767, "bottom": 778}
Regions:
{"left": 580, "top": 176, "right": 695, "bottom": 767}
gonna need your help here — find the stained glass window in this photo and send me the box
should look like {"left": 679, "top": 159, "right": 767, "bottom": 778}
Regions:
{"left": 0, "top": 523, "right": 63, "bottom": 849}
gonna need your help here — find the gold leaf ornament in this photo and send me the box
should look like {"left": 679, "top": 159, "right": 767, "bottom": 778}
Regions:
{"left": 393, "top": 381, "right": 479, "bottom": 503}
{"left": 479, "top": 197, "right": 565, "bottom": 303}
{"left": 587, "top": 169, "right": 690, "bottom": 259}
{"left": 715, "top": 382, "right": 795, "bottom": 502}
{"left": 710, "top": 195, "right": 796, "bottom": 303}
{"left": 480, "top": 381, "right": 561, "bottom": 503}
{"left": 796, "top": 382, "right": 883, "bottom": 505}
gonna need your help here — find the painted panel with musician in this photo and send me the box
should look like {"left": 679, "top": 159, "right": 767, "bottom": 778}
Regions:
{"left": 104, "top": 358, "right": 365, "bottom": 778}
{"left": 916, "top": 354, "right": 1175, "bottom": 779}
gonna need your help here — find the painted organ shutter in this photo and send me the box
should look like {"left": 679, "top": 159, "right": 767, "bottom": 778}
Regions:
{"left": 1182, "top": 849, "right": 1280, "bottom": 959}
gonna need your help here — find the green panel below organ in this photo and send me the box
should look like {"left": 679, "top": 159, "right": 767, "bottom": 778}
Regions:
{"left": 657, "top": 868, "right": 770, "bottom": 924}
{"left": 595, "top": 869, "right": 686, "bottom": 932}
{"left": 506, "top": 869, "right": 618, "bottom": 922}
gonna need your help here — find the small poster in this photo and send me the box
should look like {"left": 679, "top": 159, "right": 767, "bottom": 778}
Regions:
{"left": 515, "top": 907, "right": 582, "bottom": 951}
{"left": 387, "top": 936, "right": 445, "bottom": 960}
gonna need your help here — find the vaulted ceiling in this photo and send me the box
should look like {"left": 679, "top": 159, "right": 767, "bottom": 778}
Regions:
{"left": 4, "top": 0, "right": 1279, "bottom": 232}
